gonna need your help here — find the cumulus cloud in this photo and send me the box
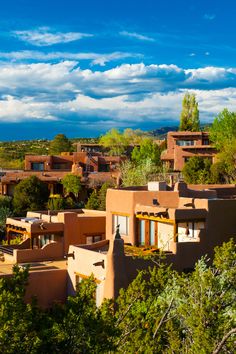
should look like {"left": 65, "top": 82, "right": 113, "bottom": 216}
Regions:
{"left": 0, "top": 60, "right": 236, "bottom": 128}
{"left": 12, "top": 27, "right": 93, "bottom": 46}
{"left": 119, "top": 31, "right": 155, "bottom": 42}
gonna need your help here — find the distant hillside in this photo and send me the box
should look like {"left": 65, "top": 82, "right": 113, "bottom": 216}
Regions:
{"left": 150, "top": 126, "right": 178, "bottom": 138}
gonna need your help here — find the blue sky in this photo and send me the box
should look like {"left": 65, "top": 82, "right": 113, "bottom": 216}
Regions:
{"left": 0, "top": 0, "right": 236, "bottom": 139}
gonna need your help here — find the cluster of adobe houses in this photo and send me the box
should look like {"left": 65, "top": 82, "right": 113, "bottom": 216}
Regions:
{"left": 0, "top": 142, "right": 125, "bottom": 197}
{"left": 0, "top": 180, "right": 235, "bottom": 307}
{"left": 0, "top": 131, "right": 234, "bottom": 307}
{"left": 0, "top": 131, "right": 217, "bottom": 198}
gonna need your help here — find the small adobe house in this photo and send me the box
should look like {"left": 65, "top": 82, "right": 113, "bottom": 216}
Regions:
{"left": 1, "top": 209, "right": 106, "bottom": 264}
{"left": 161, "top": 131, "right": 217, "bottom": 170}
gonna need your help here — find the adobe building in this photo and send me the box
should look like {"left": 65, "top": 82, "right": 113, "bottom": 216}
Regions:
{"left": 66, "top": 181, "right": 236, "bottom": 305}
{"left": 161, "top": 131, "right": 217, "bottom": 170}
{"left": 1, "top": 209, "right": 106, "bottom": 264}
{"left": 0, "top": 152, "right": 124, "bottom": 196}
{"left": 0, "top": 182, "right": 235, "bottom": 308}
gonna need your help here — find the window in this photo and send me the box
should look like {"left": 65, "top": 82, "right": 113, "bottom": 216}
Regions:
{"left": 86, "top": 235, "right": 102, "bottom": 244}
{"left": 176, "top": 140, "right": 195, "bottom": 146}
{"left": 138, "top": 219, "right": 158, "bottom": 247}
{"left": 149, "top": 221, "right": 155, "bottom": 246}
{"left": 139, "top": 220, "right": 145, "bottom": 245}
{"left": 112, "top": 214, "right": 129, "bottom": 236}
{"left": 202, "top": 139, "right": 209, "bottom": 145}
{"left": 31, "top": 162, "right": 44, "bottom": 171}
{"left": 52, "top": 163, "right": 70, "bottom": 170}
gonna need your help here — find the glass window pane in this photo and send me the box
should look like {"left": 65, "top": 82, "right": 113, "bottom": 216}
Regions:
{"left": 139, "top": 220, "right": 145, "bottom": 245}
{"left": 150, "top": 221, "right": 155, "bottom": 245}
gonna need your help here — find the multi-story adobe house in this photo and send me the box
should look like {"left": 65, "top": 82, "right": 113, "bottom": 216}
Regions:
{"left": 161, "top": 131, "right": 217, "bottom": 171}
{"left": 0, "top": 181, "right": 235, "bottom": 307}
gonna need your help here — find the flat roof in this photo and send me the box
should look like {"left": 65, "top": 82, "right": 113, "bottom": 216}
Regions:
{"left": 0, "top": 260, "right": 67, "bottom": 275}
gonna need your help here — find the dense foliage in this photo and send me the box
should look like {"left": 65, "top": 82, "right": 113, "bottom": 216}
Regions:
{"left": 210, "top": 109, "right": 236, "bottom": 182}
{"left": 49, "top": 134, "right": 73, "bottom": 155}
{"left": 61, "top": 174, "right": 82, "bottom": 199}
{"left": 0, "top": 240, "right": 235, "bottom": 353}
{"left": 179, "top": 93, "right": 200, "bottom": 131}
{"left": 182, "top": 156, "right": 212, "bottom": 184}
{"left": 99, "top": 128, "right": 150, "bottom": 156}
{"left": 85, "top": 182, "right": 114, "bottom": 210}
{"left": 13, "top": 176, "right": 49, "bottom": 215}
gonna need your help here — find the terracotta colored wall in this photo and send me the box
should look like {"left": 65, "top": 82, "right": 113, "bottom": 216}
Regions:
{"left": 57, "top": 212, "right": 106, "bottom": 253}
{"left": 14, "top": 241, "right": 64, "bottom": 263}
{"left": 25, "top": 269, "right": 67, "bottom": 308}
{"left": 106, "top": 189, "right": 180, "bottom": 245}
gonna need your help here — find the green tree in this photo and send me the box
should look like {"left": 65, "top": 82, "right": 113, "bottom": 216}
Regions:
{"left": 50, "top": 276, "right": 117, "bottom": 353}
{"left": 13, "top": 176, "right": 49, "bottom": 215}
{"left": 61, "top": 174, "right": 82, "bottom": 200}
{"left": 131, "top": 138, "right": 162, "bottom": 166}
{"left": 0, "top": 265, "right": 52, "bottom": 353}
{"left": 210, "top": 109, "right": 236, "bottom": 182}
{"left": 182, "top": 156, "right": 212, "bottom": 184}
{"left": 47, "top": 194, "right": 66, "bottom": 210}
{"left": 49, "top": 134, "right": 73, "bottom": 155}
{"left": 0, "top": 207, "right": 12, "bottom": 239}
{"left": 99, "top": 128, "right": 128, "bottom": 155}
{"left": 97, "top": 181, "right": 114, "bottom": 211}
{"left": 179, "top": 92, "right": 200, "bottom": 131}
{"left": 121, "top": 159, "right": 162, "bottom": 187}
{"left": 85, "top": 190, "right": 100, "bottom": 210}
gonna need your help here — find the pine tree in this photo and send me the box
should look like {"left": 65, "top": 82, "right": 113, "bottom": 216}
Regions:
{"left": 179, "top": 93, "right": 200, "bottom": 131}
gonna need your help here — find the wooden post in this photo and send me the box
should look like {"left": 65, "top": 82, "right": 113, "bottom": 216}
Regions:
{"left": 6, "top": 228, "right": 10, "bottom": 245}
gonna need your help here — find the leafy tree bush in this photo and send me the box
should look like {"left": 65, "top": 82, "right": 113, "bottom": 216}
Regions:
{"left": 182, "top": 156, "right": 212, "bottom": 184}
{"left": 0, "top": 240, "right": 235, "bottom": 353}
{"left": 210, "top": 109, "right": 236, "bottom": 182}
{"left": 85, "top": 190, "right": 100, "bottom": 210}
{"left": 13, "top": 176, "right": 49, "bottom": 215}
{"left": 61, "top": 174, "right": 82, "bottom": 200}
{"left": 85, "top": 182, "right": 114, "bottom": 210}
{"left": 131, "top": 138, "right": 162, "bottom": 166}
{"left": 121, "top": 159, "right": 162, "bottom": 187}
{"left": 99, "top": 128, "right": 128, "bottom": 155}
{"left": 47, "top": 194, "right": 66, "bottom": 210}
{"left": 49, "top": 134, "right": 73, "bottom": 155}
{"left": 179, "top": 92, "right": 200, "bottom": 131}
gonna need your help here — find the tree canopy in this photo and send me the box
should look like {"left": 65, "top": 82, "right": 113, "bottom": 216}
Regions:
{"left": 209, "top": 109, "right": 236, "bottom": 182}
{"left": 179, "top": 93, "right": 200, "bottom": 131}
{"left": 49, "top": 134, "right": 73, "bottom": 155}
{"left": 61, "top": 174, "right": 82, "bottom": 199}
{"left": 182, "top": 156, "right": 212, "bottom": 184}
{"left": 131, "top": 138, "right": 162, "bottom": 166}
{"left": 0, "top": 240, "right": 235, "bottom": 353}
{"left": 99, "top": 128, "right": 149, "bottom": 156}
{"left": 13, "top": 176, "right": 49, "bottom": 215}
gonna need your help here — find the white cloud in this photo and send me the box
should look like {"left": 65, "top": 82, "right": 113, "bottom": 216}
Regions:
{"left": 0, "top": 61, "right": 235, "bottom": 127}
{"left": 189, "top": 53, "right": 196, "bottom": 57}
{"left": 0, "top": 50, "right": 139, "bottom": 66}
{"left": 0, "top": 95, "right": 57, "bottom": 121}
{"left": 203, "top": 14, "right": 216, "bottom": 20}
{"left": 12, "top": 27, "right": 93, "bottom": 46}
{"left": 119, "top": 31, "right": 155, "bottom": 42}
